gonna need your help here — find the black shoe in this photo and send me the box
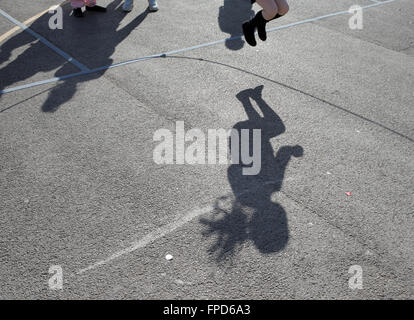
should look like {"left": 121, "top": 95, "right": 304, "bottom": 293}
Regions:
{"left": 255, "top": 11, "right": 267, "bottom": 41}
{"left": 242, "top": 20, "right": 257, "bottom": 47}
{"left": 72, "top": 8, "right": 84, "bottom": 17}
{"left": 85, "top": 5, "right": 107, "bottom": 12}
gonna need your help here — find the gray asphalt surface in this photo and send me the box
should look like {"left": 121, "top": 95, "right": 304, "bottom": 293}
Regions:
{"left": 0, "top": 0, "right": 413, "bottom": 299}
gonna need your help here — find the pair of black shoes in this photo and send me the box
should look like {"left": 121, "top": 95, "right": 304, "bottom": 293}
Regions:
{"left": 73, "top": 5, "right": 107, "bottom": 18}
{"left": 242, "top": 11, "right": 268, "bottom": 47}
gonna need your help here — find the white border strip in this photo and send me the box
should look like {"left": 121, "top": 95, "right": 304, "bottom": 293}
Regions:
{"left": 0, "top": 8, "right": 89, "bottom": 72}
{"left": 0, "top": 0, "right": 400, "bottom": 95}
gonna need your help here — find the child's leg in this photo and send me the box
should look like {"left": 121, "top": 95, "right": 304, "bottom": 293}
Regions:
{"left": 242, "top": 0, "right": 289, "bottom": 46}
{"left": 274, "top": 0, "right": 289, "bottom": 16}
{"left": 244, "top": 0, "right": 278, "bottom": 43}
{"left": 71, "top": 0, "right": 85, "bottom": 17}
{"left": 85, "top": 0, "right": 97, "bottom": 7}
{"left": 71, "top": 0, "right": 86, "bottom": 8}
{"left": 255, "top": 0, "right": 289, "bottom": 42}
{"left": 85, "top": 0, "right": 107, "bottom": 12}
{"left": 242, "top": 0, "right": 276, "bottom": 46}
{"left": 256, "top": 0, "right": 279, "bottom": 20}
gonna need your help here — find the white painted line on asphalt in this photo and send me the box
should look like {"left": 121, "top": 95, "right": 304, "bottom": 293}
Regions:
{"left": 0, "top": 0, "right": 400, "bottom": 95}
{"left": 77, "top": 180, "right": 291, "bottom": 274}
{"left": 0, "top": 7, "right": 89, "bottom": 72}
{"left": 266, "top": 0, "right": 398, "bottom": 33}
{"left": 77, "top": 205, "right": 214, "bottom": 274}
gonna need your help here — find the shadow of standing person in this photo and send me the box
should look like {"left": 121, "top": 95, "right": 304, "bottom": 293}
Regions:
{"left": 42, "top": 0, "right": 149, "bottom": 112}
{"left": 200, "top": 85, "right": 303, "bottom": 262}
{"left": 0, "top": 0, "right": 149, "bottom": 112}
{"left": 218, "top": 0, "right": 254, "bottom": 50}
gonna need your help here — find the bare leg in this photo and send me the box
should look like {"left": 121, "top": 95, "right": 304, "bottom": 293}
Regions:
{"left": 242, "top": 0, "right": 289, "bottom": 46}
{"left": 256, "top": 0, "right": 289, "bottom": 20}
{"left": 256, "top": 0, "right": 278, "bottom": 20}
{"left": 274, "top": 0, "right": 289, "bottom": 16}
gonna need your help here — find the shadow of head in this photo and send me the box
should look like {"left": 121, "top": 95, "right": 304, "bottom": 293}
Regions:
{"left": 218, "top": 0, "right": 254, "bottom": 50}
{"left": 200, "top": 192, "right": 289, "bottom": 262}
